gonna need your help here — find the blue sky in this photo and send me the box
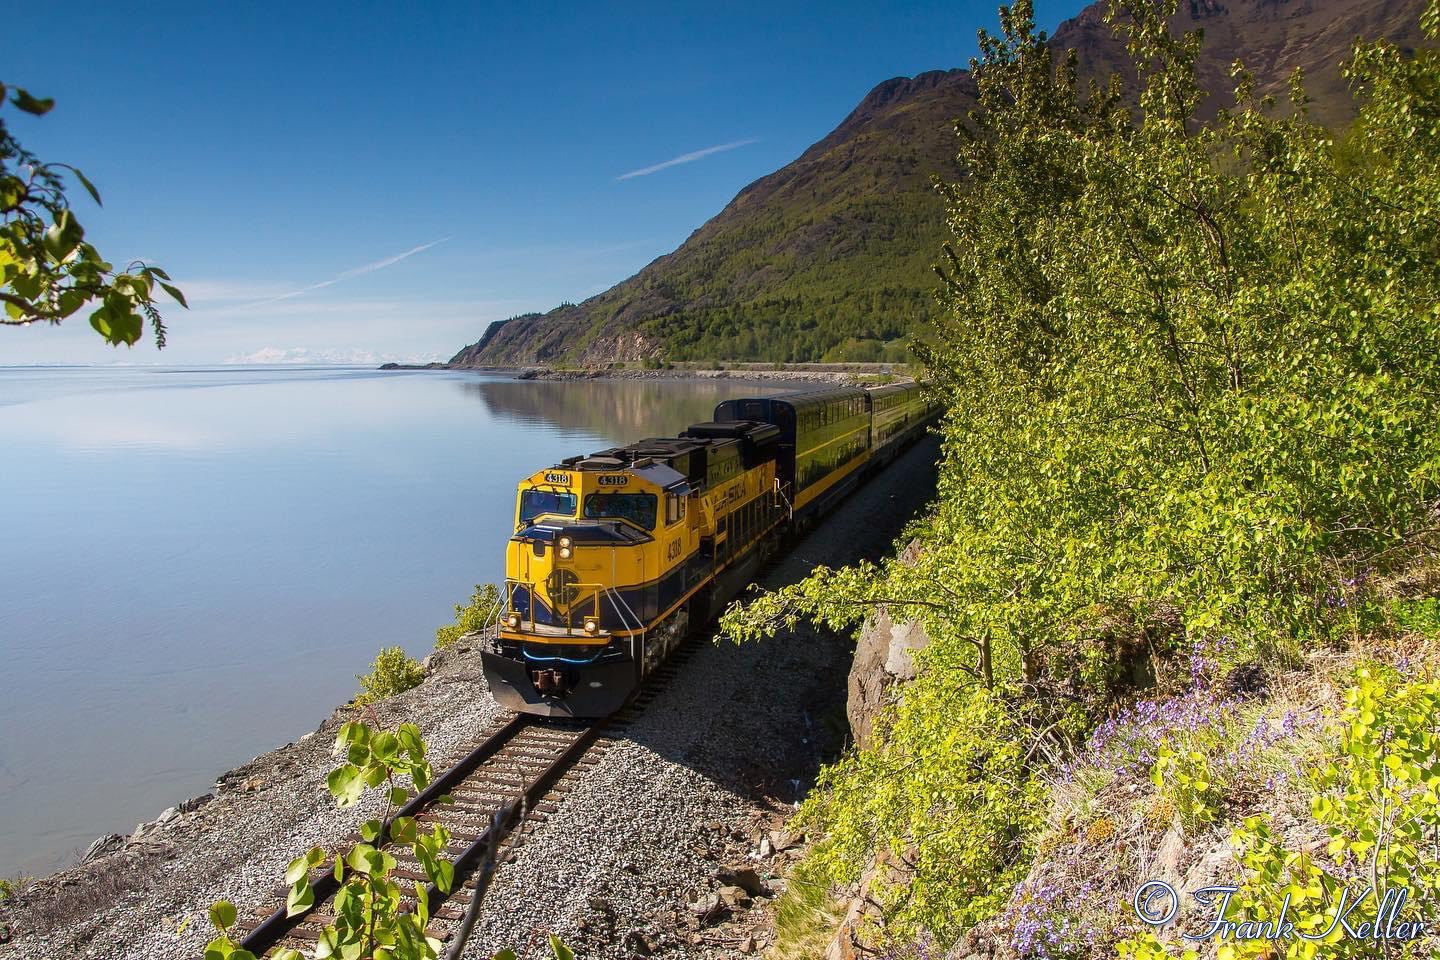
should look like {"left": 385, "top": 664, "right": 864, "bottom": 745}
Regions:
{"left": 3, "top": 0, "right": 1077, "bottom": 365}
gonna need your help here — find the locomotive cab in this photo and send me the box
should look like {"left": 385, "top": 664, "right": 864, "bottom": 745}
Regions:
{"left": 484, "top": 458, "right": 700, "bottom": 716}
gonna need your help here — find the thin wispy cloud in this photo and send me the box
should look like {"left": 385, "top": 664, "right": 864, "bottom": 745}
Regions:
{"left": 248, "top": 237, "right": 452, "bottom": 306}
{"left": 615, "top": 138, "right": 760, "bottom": 181}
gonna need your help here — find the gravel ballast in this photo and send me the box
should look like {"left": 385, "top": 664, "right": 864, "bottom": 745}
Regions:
{"left": 0, "top": 436, "right": 939, "bottom": 960}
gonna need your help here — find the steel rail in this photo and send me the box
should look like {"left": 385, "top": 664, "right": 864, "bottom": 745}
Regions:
{"left": 441, "top": 721, "right": 604, "bottom": 959}
{"left": 238, "top": 714, "right": 534, "bottom": 956}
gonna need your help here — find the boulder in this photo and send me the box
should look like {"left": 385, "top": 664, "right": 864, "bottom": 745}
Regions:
{"left": 178, "top": 793, "right": 213, "bottom": 814}
{"left": 768, "top": 828, "right": 802, "bottom": 852}
{"left": 716, "top": 865, "right": 769, "bottom": 898}
{"left": 81, "top": 834, "right": 125, "bottom": 863}
{"left": 689, "top": 892, "right": 721, "bottom": 917}
{"left": 717, "top": 885, "right": 753, "bottom": 909}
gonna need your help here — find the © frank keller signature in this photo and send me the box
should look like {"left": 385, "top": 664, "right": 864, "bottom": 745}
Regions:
{"left": 1132, "top": 879, "right": 1431, "bottom": 943}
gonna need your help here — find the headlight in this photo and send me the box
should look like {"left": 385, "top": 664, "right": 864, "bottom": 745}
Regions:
{"left": 558, "top": 546, "right": 572, "bottom": 559}
{"left": 506, "top": 613, "right": 521, "bottom": 629}
{"left": 583, "top": 618, "right": 598, "bottom": 634}
{"left": 558, "top": 535, "right": 573, "bottom": 550}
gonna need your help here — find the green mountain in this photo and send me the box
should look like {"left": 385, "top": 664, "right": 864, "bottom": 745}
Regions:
{"left": 451, "top": 0, "right": 1429, "bottom": 367}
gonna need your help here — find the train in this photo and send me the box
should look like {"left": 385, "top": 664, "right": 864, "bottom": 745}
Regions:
{"left": 480, "top": 381, "right": 941, "bottom": 717}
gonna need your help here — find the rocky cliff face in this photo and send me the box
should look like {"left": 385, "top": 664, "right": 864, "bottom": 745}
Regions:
{"left": 449, "top": 0, "right": 1429, "bottom": 369}
{"left": 846, "top": 539, "right": 931, "bottom": 750}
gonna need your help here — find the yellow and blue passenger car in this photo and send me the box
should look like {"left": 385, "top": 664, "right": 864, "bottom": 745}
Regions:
{"left": 482, "top": 382, "right": 939, "bottom": 716}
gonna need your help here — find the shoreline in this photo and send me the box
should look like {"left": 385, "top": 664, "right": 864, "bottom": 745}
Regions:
{"left": 379, "top": 362, "right": 910, "bottom": 385}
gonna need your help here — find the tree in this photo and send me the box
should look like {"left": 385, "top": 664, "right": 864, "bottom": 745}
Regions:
{"left": 720, "top": 0, "right": 1440, "bottom": 941}
{"left": 1, "top": 82, "right": 183, "bottom": 346}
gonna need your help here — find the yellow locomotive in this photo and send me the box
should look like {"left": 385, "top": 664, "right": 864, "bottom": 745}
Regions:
{"left": 481, "top": 382, "right": 938, "bottom": 717}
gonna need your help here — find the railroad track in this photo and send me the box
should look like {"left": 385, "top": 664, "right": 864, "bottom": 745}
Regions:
{"left": 221, "top": 640, "right": 700, "bottom": 959}
{"left": 226, "top": 715, "right": 607, "bottom": 958}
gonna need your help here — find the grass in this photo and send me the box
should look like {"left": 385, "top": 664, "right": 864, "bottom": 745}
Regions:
{"left": 767, "top": 866, "right": 846, "bottom": 960}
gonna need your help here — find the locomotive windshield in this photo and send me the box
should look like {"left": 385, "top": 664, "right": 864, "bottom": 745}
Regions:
{"left": 519, "top": 489, "right": 577, "bottom": 523}
{"left": 582, "top": 492, "right": 657, "bottom": 530}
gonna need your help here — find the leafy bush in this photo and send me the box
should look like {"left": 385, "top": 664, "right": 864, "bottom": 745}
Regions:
{"left": 723, "top": 0, "right": 1440, "bottom": 947}
{"left": 355, "top": 646, "right": 426, "bottom": 705}
{"left": 797, "top": 681, "right": 1044, "bottom": 940}
{"left": 1150, "top": 747, "right": 1218, "bottom": 833}
{"left": 435, "top": 582, "right": 500, "bottom": 649}
{"left": 1392, "top": 597, "right": 1440, "bottom": 640}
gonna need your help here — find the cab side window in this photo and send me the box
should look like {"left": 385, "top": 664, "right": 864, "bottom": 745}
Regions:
{"left": 666, "top": 493, "right": 687, "bottom": 525}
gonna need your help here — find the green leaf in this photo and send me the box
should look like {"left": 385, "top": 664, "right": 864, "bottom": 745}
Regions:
{"left": 273, "top": 951, "right": 306, "bottom": 960}
{"left": 284, "top": 854, "right": 310, "bottom": 886}
{"left": 327, "top": 764, "right": 364, "bottom": 807}
{"left": 208, "top": 900, "right": 237, "bottom": 932}
{"left": 397, "top": 723, "right": 424, "bottom": 758}
{"left": 72, "top": 168, "right": 102, "bottom": 206}
{"left": 12, "top": 88, "right": 55, "bottom": 115}
{"left": 360, "top": 818, "right": 383, "bottom": 842}
{"left": 371, "top": 731, "right": 401, "bottom": 762}
{"left": 57, "top": 289, "right": 86, "bottom": 318}
{"left": 109, "top": 307, "right": 142, "bottom": 345}
{"left": 286, "top": 878, "right": 314, "bottom": 917}
{"left": 549, "top": 935, "right": 575, "bottom": 960}
{"left": 160, "top": 281, "right": 188, "bottom": 307}
{"left": 346, "top": 843, "right": 377, "bottom": 875}
{"left": 391, "top": 815, "right": 417, "bottom": 843}
{"left": 42, "top": 210, "right": 83, "bottom": 262}
{"left": 89, "top": 306, "right": 114, "bottom": 340}
{"left": 389, "top": 786, "right": 410, "bottom": 806}
{"left": 432, "top": 859, "right": 454, "bottom": 894}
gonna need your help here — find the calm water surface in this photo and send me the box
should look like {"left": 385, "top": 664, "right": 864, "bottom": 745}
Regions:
{"left": 0, "top": 366, "right": 792, "bottom": 875}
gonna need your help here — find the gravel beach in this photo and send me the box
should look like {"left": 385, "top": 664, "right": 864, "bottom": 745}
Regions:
{"left": 0, "top": 435, "right": 939, "bottom": 960}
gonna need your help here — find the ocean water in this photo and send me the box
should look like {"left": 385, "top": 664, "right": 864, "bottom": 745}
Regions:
{"left": 0, "top": 366, "right": 792, "bottom": 876}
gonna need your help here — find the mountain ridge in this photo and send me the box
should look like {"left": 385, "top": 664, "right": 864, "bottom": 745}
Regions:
{"left": 451, "top": 0, "right": 1430, "bottom": 368}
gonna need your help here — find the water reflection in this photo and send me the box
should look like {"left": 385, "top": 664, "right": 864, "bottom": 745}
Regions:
{"left": 459, "top": 377, "right": 795, "bottom": 444}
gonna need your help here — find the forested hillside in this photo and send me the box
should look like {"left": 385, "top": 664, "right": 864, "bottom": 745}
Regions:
{"left": 451, "top": 0, "right": 1429, "bottom": 367}
{"left": 723, "top": 0, "right": 1440, "bottom": 956}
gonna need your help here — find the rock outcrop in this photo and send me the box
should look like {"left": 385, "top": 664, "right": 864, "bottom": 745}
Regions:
{"left": 846, "top": 539, "right": 929, "bottom": 750}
